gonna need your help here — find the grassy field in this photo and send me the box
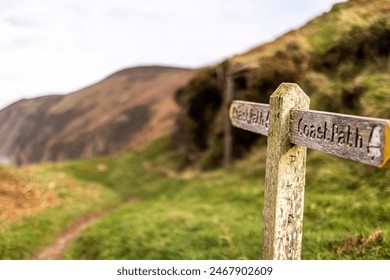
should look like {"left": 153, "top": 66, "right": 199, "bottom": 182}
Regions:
{"left": 62, "top": 140, "right": 263, "bottom": 259}
{"left": 53, "top": 137, "right": 390, "bottom": 260}
{"left": 1, "top": 136, "right": 389, "bottom": 260}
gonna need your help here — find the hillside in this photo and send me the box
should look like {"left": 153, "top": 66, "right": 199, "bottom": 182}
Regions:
{"left": 173, "top": 0, "right": 390, "bottom": 168}
{"left": 0, "top": 66, "right": 195, "bottom": 165}
{"left": 1, "top": 0, "right": 390, "bottom": 261}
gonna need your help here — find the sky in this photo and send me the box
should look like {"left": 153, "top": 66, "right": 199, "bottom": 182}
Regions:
{"left": 0, "top": 0, "right": 344, "bottom": 110}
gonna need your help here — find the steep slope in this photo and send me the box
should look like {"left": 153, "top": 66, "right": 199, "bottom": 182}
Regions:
{"left": 173, "top": 0, "right": 390, "bottom": 168}
{"left": 0, "top": 66, "right": 195, "bottom": 165}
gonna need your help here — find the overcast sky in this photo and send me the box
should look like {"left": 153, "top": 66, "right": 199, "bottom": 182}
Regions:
{"left": 0, "top": 0, "right": 343, "bottom": 110}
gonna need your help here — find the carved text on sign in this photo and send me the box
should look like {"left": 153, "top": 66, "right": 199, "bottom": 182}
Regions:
{"left": 232, "top": 107, "right": 269, "bottom": 128}
{"left": 297, "top": 119, "right": 364, "bottom": 149}
{"left": 230, "top": 101, "right": 269, "bottom": 136}
{"left": 230, "top": 100, "right": 390, "bottom": 168}
{"left": 290, "top": 110, "right": 390, "bottom": 167}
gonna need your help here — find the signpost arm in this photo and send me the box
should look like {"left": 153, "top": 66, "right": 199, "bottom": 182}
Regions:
{"left": 262, "top": 83, "right": 310, "bottom": 260}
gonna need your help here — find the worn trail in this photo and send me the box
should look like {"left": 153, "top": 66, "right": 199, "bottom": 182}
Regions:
{"left": 31, "top": 197, "right": 138, "bottom": 260}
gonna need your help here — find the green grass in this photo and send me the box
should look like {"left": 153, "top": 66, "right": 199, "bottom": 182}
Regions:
{"left": 0, "top": 165, "right": 121, "bottom": 259}
{"left": 55, "top": 137, "right": 390, "bottom": 260}
{"left": 303, "top": 151, "right": 390, "bottom": 259}
{"left": 63, "top": 196, "right": 262, "bottom": 260}
{"left": 2, "top": 135, "right": 389, "bottom": 260}
{"left": 61, "top": 139, "right": 263, "bottom": 259}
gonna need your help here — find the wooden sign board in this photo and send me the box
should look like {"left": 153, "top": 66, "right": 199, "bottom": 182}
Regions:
{"left": 230, "top": 100, "right": 390, "bottom": 168}
{"left": 290, "top": 110, "right": 390, "bottom": 168}
{"left": 229, "top": 101, "right": 269, "bottom": 136}
{"left": 230, "top": 83, "right": 388, "bottom": 260}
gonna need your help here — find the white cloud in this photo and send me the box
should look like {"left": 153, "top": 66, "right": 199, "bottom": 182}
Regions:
{"left": 0, "top": 0, "right": 344, "bottom": 110}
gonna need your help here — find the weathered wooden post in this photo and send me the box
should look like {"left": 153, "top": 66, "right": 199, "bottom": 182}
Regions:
{"left": 230, "top": 82, "right": 389, "bottom": 260}
{"left": 262, "top": 83, "right": 310, "bottom": 260}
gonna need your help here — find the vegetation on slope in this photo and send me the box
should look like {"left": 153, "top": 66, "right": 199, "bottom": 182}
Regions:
{"left": 172, "top": 0, "right": 390, "bottom": 169}
{"left": 0, "top": 165, "right": 121, "bottom": 259}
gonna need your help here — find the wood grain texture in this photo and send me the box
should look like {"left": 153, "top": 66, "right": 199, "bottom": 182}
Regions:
{"left": 290, "top": 110, "right": 390, "bottom": 168}
{"left": 229, "top": 101, "right": 270, "bottom": 136}
{"left": 262, "top": 83, "right": 309, "bottom": 260}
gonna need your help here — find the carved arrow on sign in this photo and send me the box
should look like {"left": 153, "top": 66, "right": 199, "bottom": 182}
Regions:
{"left": 230, "top": 100, "right": 390, "bottom": 168}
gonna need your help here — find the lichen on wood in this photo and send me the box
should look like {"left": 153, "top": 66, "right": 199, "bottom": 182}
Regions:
{"left": 262, "top": 83, "right": 310, "bottom": 260}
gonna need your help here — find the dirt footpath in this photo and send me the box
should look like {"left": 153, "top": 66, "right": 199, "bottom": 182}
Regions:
{"left": 32, "top": 197, "right": 138, "bottom": 260}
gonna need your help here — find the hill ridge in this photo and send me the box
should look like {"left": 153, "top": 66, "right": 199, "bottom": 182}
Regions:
{"left": 0, "top": 66, "right": 195, "bottom": 165}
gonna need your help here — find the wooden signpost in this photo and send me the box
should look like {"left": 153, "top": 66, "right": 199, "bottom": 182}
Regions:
{"left": 229, "top": 83, "right": 390, "bottom": 260}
